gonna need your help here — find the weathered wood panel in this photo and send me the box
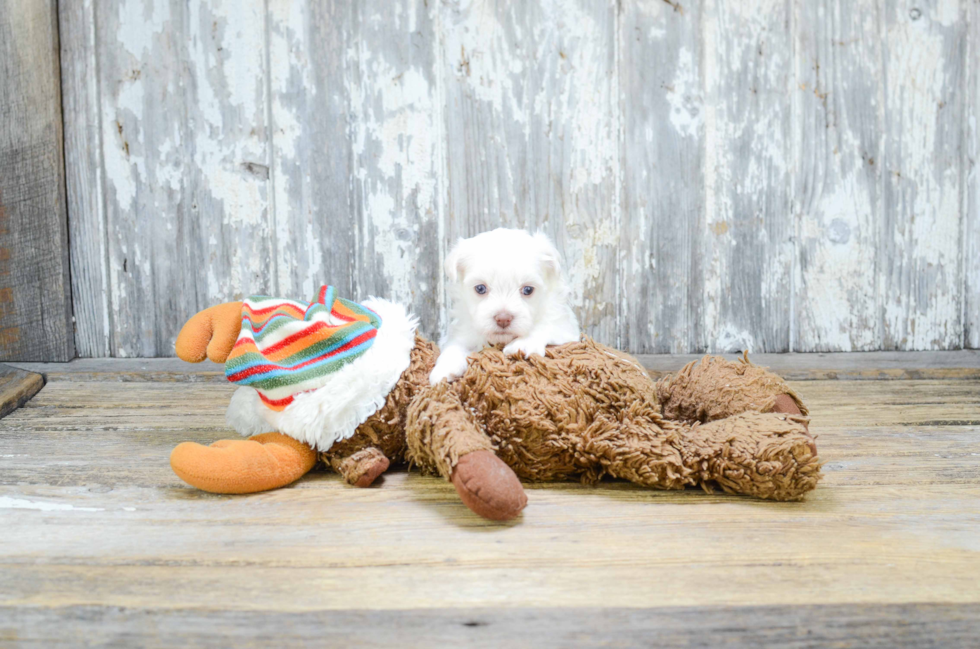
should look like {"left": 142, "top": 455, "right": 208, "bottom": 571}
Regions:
{"left": 11, "top": 347, "right": 980, "bottom": 382}
{"left": 0, "top": 0, "right": 74, "bottom": 362}
{"left": 267, "top": 1, "right": 356, "bottom": 305}
{"left": 794, "top": 0, "right": 881, "bottom": 352}
{"left": 5, "top": 603, "right": 980, "bottom": 649}
{"left": 700, "top": 0, "right": 794, "bottom": 352}
{"left": 90, "top": 0, "right": 275, "bottom": 357}
{"left": 270, "top": 0, "right": 445, "bottom": 334}
{"left": 966, "top": 0, "right": 979, "bottom": 350}
{"left": 60, "top": 0, "right": 111, "bottom": 358}
{"left": 348, "top": 0, "right": 445, "bottom": 334}
{"left": 439, "top": 0, "right": 621, "bottom": 343}
{"left": 60, "top": 0, "right": 979, "bottom": 356}
{"left": 0, "top": 364, "right": 44, "bottom": 419}
{"left": 1, "top": 364, "right": 980, "bottom": 647}
{"left": 879, "top": 0, "right": 965, "bottom": 350}
{"left": 620, "top": 0, "right": 704, "bottom": 354}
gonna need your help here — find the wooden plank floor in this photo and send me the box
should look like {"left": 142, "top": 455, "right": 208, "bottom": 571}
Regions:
{"left": 1, "top": 353, "right": 979, "bottom": 647}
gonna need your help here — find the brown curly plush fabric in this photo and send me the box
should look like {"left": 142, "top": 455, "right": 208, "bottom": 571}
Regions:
{"left": 318, "top": 333, "right": 438, "bottom": 485}
{"left": 657, "top": 351, "right": 808, "bottom": 422}
{"left": 406, "top": 339, "right": 821, "bottom": 502}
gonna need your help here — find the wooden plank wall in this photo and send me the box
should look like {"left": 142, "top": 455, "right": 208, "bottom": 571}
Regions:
{"left": 60, "top": 0, "right": 978, "bottom": 357}
{"left": 0, "top": 0, "right": 74, "bottom": 362}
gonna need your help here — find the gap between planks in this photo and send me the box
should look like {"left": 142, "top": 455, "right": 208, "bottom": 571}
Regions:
{"left": 8, "top": 349, "right": 980, "bottom": 384}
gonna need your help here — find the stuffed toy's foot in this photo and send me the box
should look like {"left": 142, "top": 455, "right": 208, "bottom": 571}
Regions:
{"left": 684, "top": 412, "right": 821, "bottom": 501}
{"left": 170, "top": 432, "right": 317, "bottom": 494}
{"left": 773, "top": 393, "right": 817, "bottom": 453}
{"left": 335, "top": 447, "right": 391, "bottom": 487}
{"left": 450, "top": 450, "right": 528, "bottom": 521}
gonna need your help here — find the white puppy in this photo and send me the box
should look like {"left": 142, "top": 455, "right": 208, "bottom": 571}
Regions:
{"left": 429, "top": 228, "right": 580, "bottom": 384}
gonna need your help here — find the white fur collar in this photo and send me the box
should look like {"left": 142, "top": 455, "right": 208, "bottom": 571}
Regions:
{"left": 225, "top": 298, "right": 418, "bottom": 452}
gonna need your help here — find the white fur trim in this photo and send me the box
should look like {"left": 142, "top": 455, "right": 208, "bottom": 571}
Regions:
{"left": 225, "top": 387, "right": 276, "bottom": 436}
{"left": 224, "top": 298, "right": 417, "bottom": 452}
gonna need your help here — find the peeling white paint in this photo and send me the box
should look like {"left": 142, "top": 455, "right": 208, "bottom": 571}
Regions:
{"left": 881, "top": 0, "right": 963, "bottom": 349}
{"left": 349, "top": 1, "right": 440, "bottom": 307}
{"left": 116, "top": 0, "right": 169, "bottom": 59}
{"left": 67, "top": 0, "right": 976, "bottom": 356}
{"left": 799, "top": 179, "right": 877, "bottom": 351}
{"left": 701, "top": 0, "right": 793, "bottom": 352}
{"left": 668, "top": 47, "right": 701, "bottom": 138}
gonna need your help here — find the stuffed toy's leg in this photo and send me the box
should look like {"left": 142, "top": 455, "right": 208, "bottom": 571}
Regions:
{"left": 406, "top": 382, "right": 527, "bottom": 521}
{"left": 676, "top": 412, "right": 820, "bottom": 500}
{"left": 170, "top": 433, "right": 317, "bottom": 494}
{"left": 584, "top": 412, "right": 820, "bottom": 501}
{"left": 656, "top": 352, "right": 813, "bottom": 454}
{"left": 656, "top": 353, "right": 809, "bottom": 423}
{"left": 325, "top": 447, "right": 391, "bottom": 487}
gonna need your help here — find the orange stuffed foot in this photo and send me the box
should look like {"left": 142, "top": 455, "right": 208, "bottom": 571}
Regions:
{"left": 170, "top": 432, "right": 317, "bottom": 494}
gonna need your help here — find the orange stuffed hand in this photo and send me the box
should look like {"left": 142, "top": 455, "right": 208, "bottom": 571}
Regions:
{"left": 174, "top": 301, "right": 244, "bottom": 363}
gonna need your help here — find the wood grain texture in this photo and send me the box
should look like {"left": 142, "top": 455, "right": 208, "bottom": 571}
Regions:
{"left": 59, "top": 0, "right": 111, "bottom": 358}
{"left": 438, "top": 0, "right": 621, "bottom": 343}
{"left": 701, "top": 0, "right": 794, "bottom": 353}
{"left": 270, "top": 0, "right": 447, "bottom": 334}
{"left": 348, "top": 0, "right": 445, "bottom": 335}
{"left": 878, "top": 0, "right": 965, "bottom": 349}
{"left": 0, "top": 0, "right": 74, "bottom": 362}
{"left": 794, "top": 0, "right": 881, "bottom": 352}
{"left": 92, "top": 0, "right": 275, "bottom": 357}
{"left": 9, "top": 348, "right": 980, "bottom": 382}
{"left": 620, "top": 0, "right": 703, "bottom": 353}
{"left": 966, "top": 0, "right": 979, "bottom": 350}
{"left": 267, "top": 0, "right": 356, "bottom": 305}
{"left": 5, "top": 603, "right": 980, "bottom": 648}
{"left": 0, "top": 360, "right": 978, "bottom": 647}
{"left": 0, "top": 364, "right": 44, "bottom": 419}
{"left": 60, "top": 0, "right": 979, "bottom": 356}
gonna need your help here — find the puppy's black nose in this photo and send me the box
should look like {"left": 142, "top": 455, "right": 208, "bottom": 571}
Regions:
{"left": 494, "top": 312, "right": 513, "bottom": 329}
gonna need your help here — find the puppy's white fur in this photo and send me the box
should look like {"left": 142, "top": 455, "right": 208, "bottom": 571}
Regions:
{"left": 429, "top": 228, "right": 580, "bottom": 384}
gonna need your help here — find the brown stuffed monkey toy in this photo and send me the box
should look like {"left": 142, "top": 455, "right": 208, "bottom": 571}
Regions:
{"left": 170, "top": 290, "right": 820, "bottom": 521}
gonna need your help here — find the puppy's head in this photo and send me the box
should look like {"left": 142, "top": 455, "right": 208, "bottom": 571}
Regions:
{"left": 445, "top": 228, "right": 565, "bottom": 345}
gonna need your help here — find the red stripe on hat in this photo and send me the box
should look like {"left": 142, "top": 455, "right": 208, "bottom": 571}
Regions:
{"left": 225, "top": 329, "right": 378, "bottom": 383}
{"left": 257, "top": 392, "right": 295, "bottom": 411}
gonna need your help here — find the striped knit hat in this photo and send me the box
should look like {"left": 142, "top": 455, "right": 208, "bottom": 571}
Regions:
{"left": 225, "top": 286, "right": 382, "bottom": 412}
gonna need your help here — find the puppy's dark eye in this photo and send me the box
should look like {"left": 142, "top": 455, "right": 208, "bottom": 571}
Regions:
{"left": 521, "top": 286, "right": 534, "bottom": 296}
{"left": 474, "top": 284, "right": 487, "bottom": 295}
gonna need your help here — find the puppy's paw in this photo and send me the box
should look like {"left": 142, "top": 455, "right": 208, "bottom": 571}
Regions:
{"left": 503, "top": 338, "right": 547, "bottom": 359}
{"left": 429, "top": 355, "right": 469, "bottom": 385}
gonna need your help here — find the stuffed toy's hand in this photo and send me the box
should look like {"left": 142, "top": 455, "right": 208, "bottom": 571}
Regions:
{"left": 450, "top": 450, "right": 528, "bottom": 521}
{"left": 175, "top": 301, "right": 243, "bottom": 363}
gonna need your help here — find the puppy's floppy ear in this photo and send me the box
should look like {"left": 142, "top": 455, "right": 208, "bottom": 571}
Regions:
{"left": 532, "top": 231, "right": 562, "bottom": 279}
{"left": 444, "top": 238, "right": 469, "bottom": 282}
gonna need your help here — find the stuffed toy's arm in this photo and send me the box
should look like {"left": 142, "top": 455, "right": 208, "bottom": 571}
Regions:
{"left": 406, "top": 381, "right": 527, "bottom": 520}
{"left": 655, "top": 353, "right": 808, "bottom": 423}
{"left": 175, "top": 301, "right": 243, "bottom": 363}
